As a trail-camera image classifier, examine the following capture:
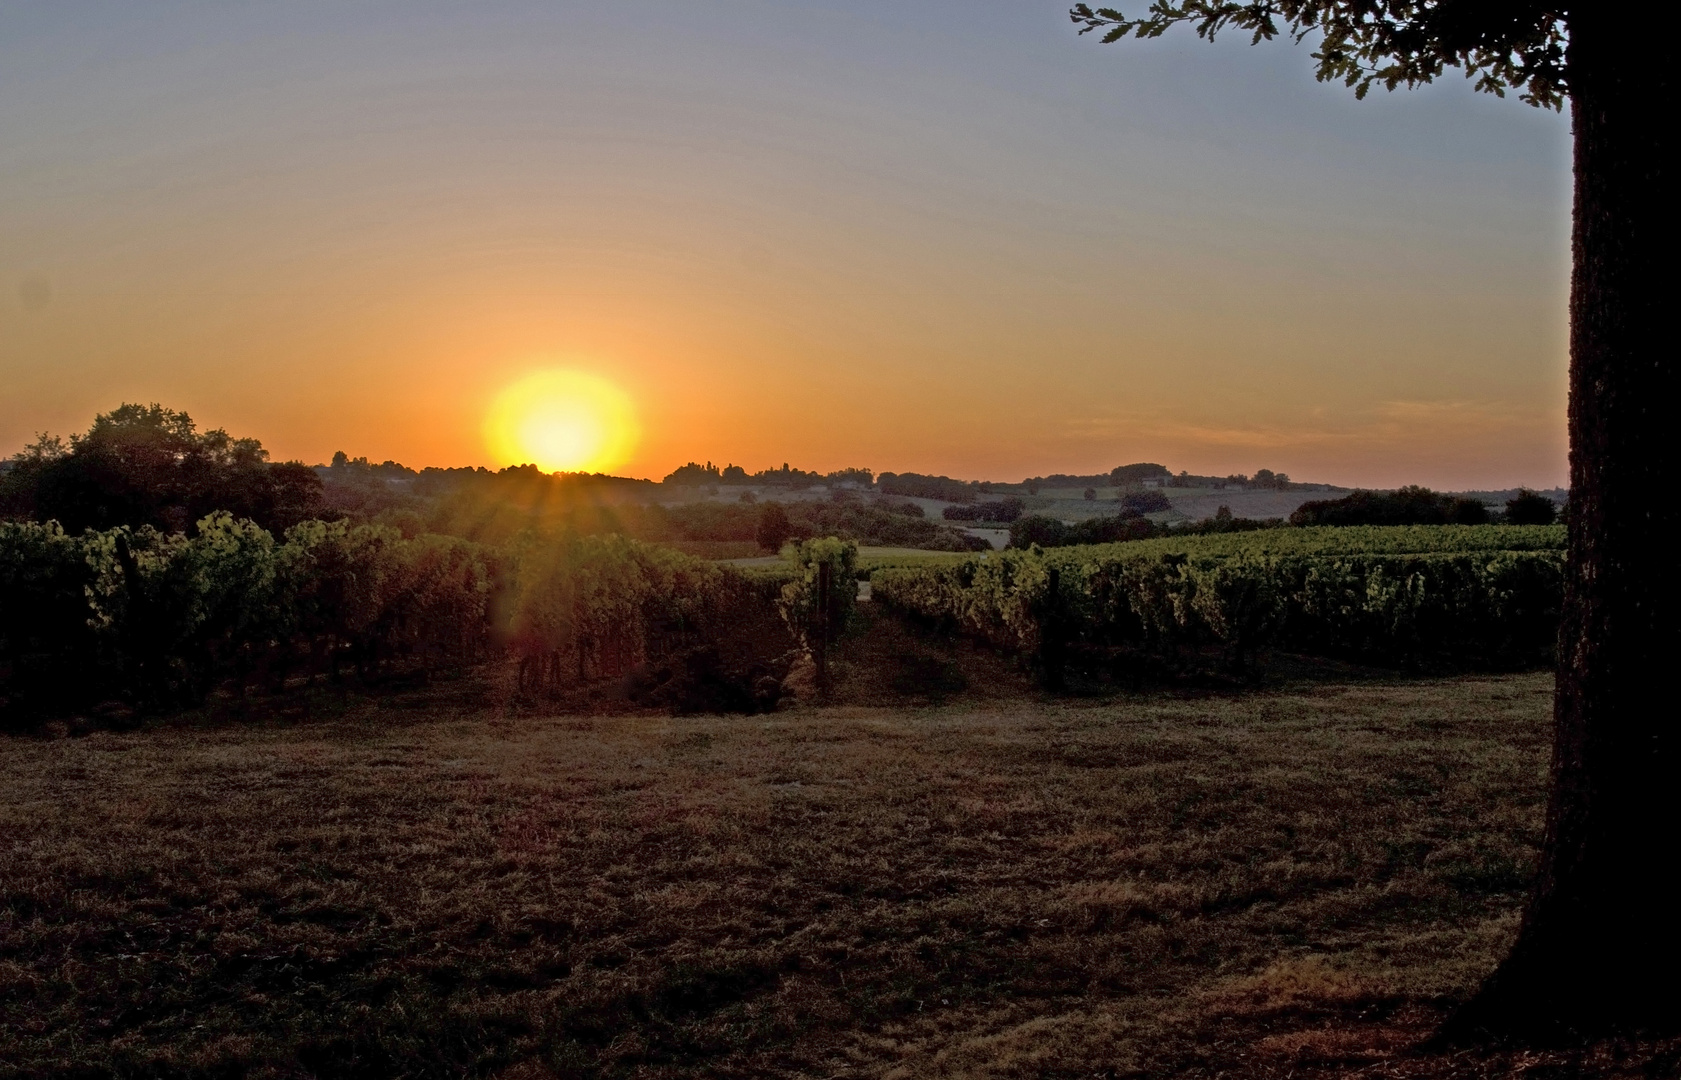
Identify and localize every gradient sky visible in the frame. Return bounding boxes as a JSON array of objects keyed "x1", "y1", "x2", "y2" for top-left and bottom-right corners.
[{"x1": 0, "y1": 1, "x2": 1572, "y2": 488}]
